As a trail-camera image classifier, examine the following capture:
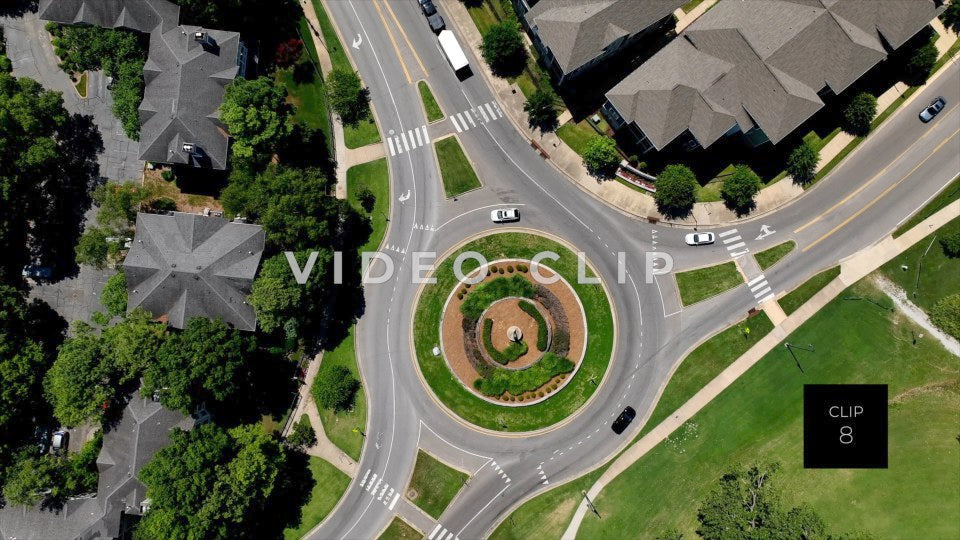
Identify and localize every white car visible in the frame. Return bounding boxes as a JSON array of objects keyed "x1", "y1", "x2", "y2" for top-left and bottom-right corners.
[
  {"x1": 684, "y1": 232, "x2": 715, "y2": 246},
  {"x1": 491, "y1": 208, "x2": 520, "y2": 223}
]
